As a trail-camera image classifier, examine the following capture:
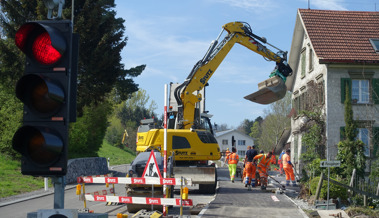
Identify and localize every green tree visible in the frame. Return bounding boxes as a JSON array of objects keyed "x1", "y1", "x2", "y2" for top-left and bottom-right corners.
[
  {"x1": 237, "y1": 119, "x2": 254, "y2": 135},
  {"x1": 69, "y1": 102, "x2": 112, "y2": 158},
  {"x1": 336, "y1": 83, "x2": 366, "y2": 179},
  {"x1": 105, "y1": 90, "x2": 157, "y2": 151},
  {"x1": 0, "y1": 1, "x2": 145, "y2": 158},
  {"x1": 249, "y1": 120, "x2": 262, "y2": 148}
]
